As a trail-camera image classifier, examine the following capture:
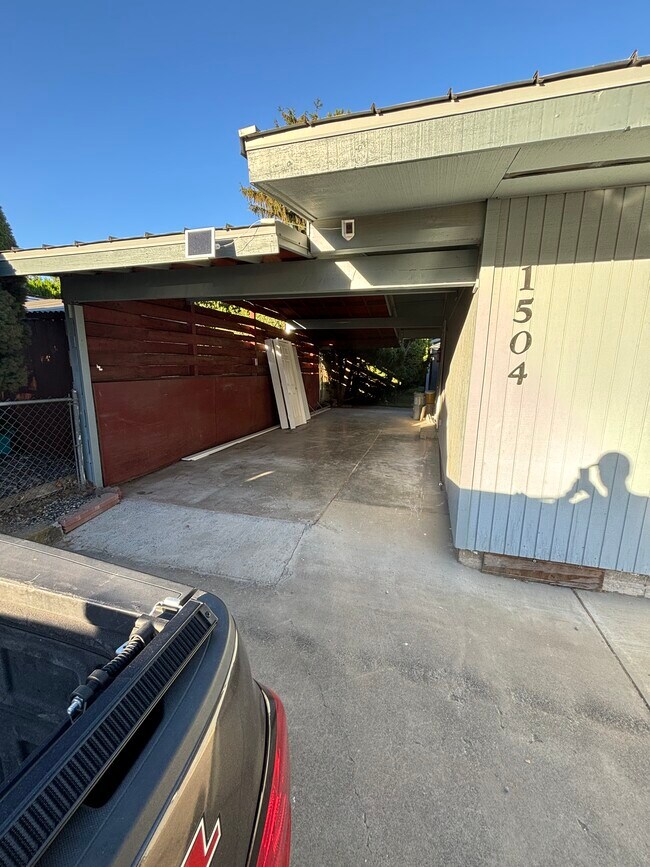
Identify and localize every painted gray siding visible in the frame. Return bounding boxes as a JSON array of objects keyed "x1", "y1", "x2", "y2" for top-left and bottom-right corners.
[
  {"x1": 437, "y1": 287, "x2": 478, "y2": 531},
  {"x1": 452, "y1": 186, "x2": 650, "y2": 574},
  {"x1": 309, "y1": 202, "x2": 486, "y2": 257}
]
